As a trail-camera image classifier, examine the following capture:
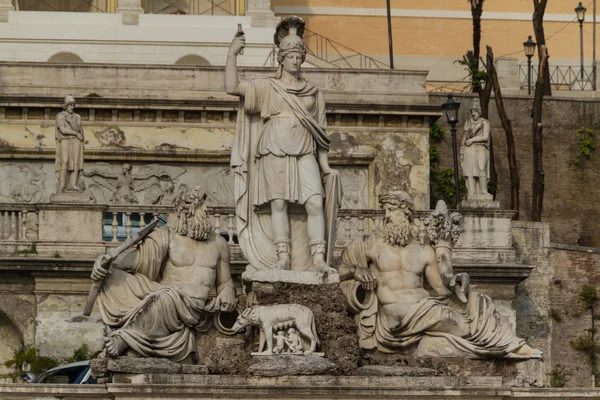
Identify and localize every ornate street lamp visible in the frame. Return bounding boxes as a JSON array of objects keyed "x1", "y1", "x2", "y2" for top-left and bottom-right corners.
[
  {"x1": 576, "y1": 2, "x2": 587, "y2": 84},
  {"x1": 523, "y1": 35, "x2": 537, "y2": 95},
  {"x1": 441, "y1": 94, "x2": 461, "y2": 206}
]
